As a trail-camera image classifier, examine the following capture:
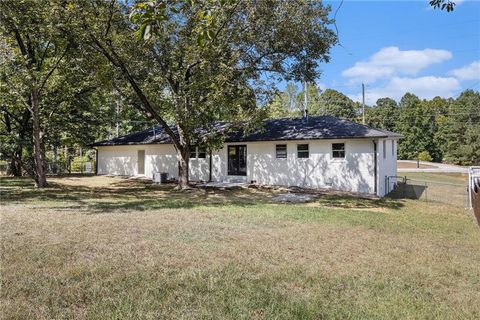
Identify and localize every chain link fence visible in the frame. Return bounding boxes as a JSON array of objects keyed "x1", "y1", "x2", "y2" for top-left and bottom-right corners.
[{"x1": 386, "y1": 176, "x2": 469, "y2": 208}]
